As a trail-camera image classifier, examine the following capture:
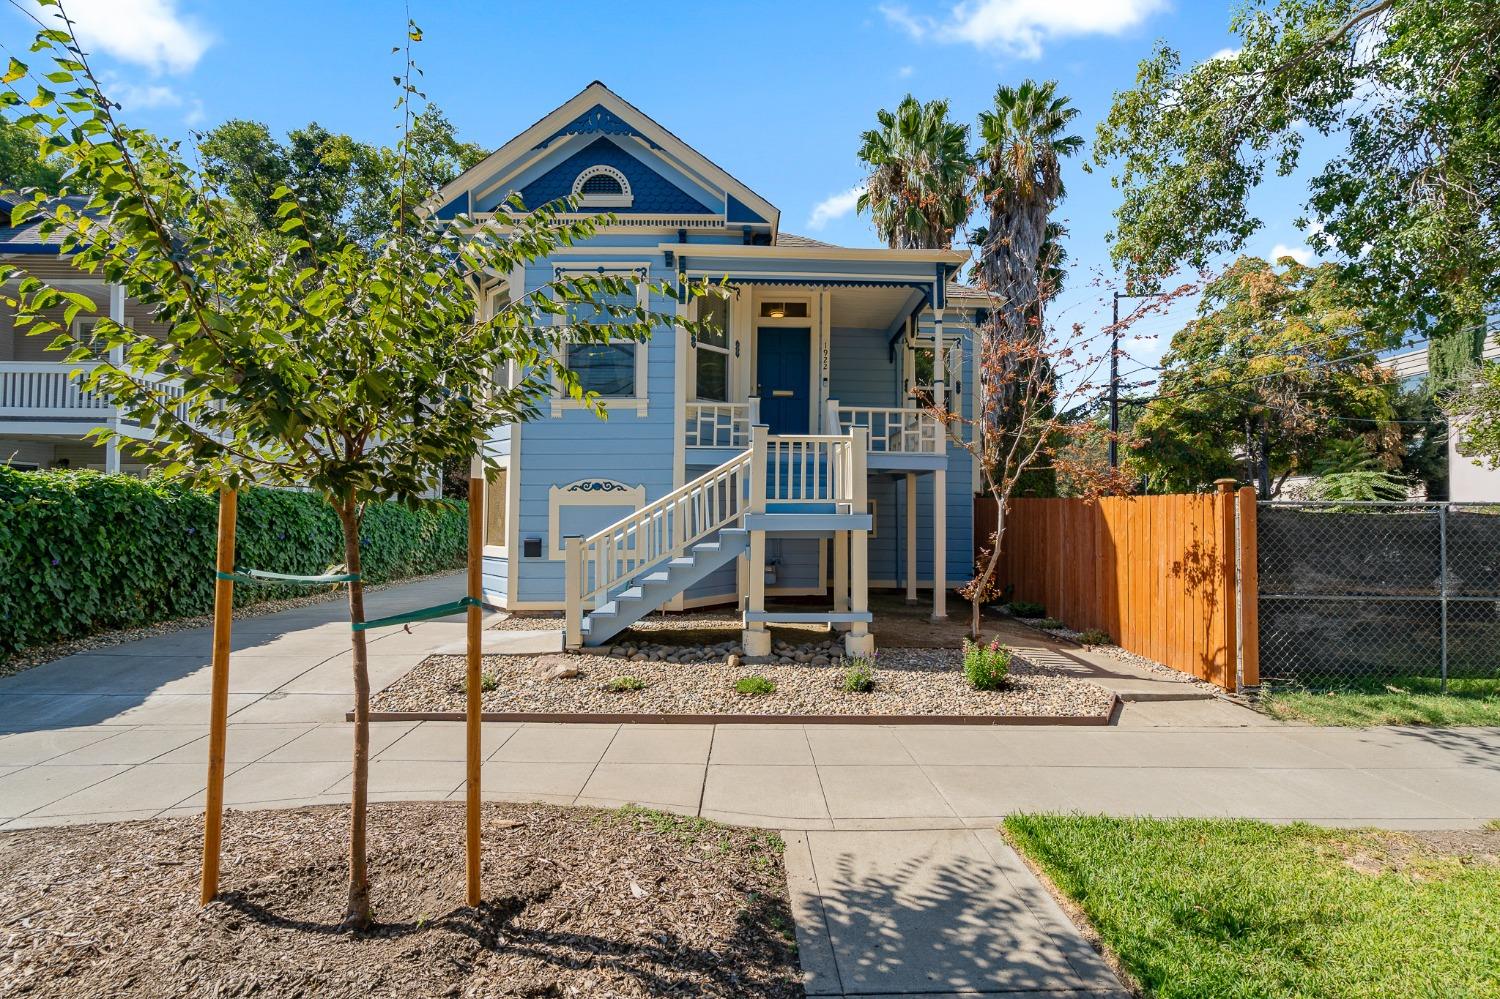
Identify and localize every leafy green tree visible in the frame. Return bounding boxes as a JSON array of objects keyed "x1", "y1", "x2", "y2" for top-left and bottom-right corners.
[
  {"x1": 856, "y1": 94, "x2": 972, "y2": 250},
  {"x1": 1132, "y1": 256, "x2": 1396, "y2": 496},
  {"x1": 1453, "y1": 355, "x2": 1500, "y2": 472},
  {"x1": 2, "y1": 7, "x2": 708, "y2": 927},
  {"x1": 1094, "y1": 0, "x2": 1500, "y2": 385},
  {"x1": 198, "y1": 107, "x2": 485, "y2": 251},
  {"x1": 0, "y1": 117, "x2": 65, "y2": 196}
]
